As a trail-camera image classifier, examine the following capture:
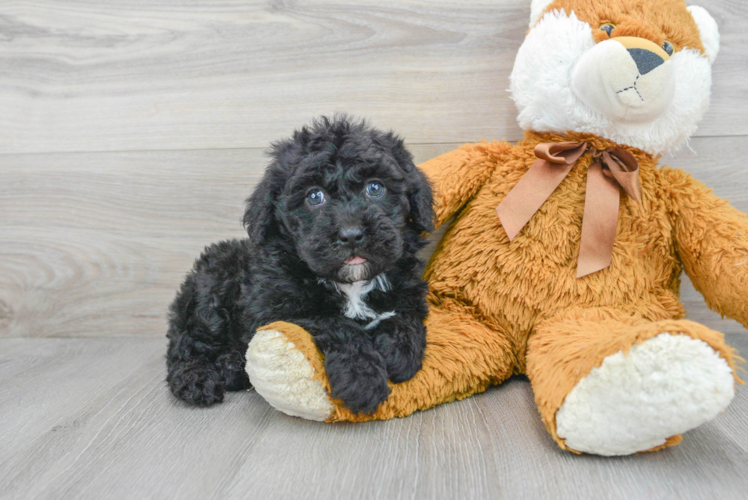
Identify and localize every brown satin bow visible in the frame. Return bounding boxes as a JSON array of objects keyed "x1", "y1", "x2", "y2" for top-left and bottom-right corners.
[{"x1": 496, "y1": 141, "x2": 641, "y2": 278}]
